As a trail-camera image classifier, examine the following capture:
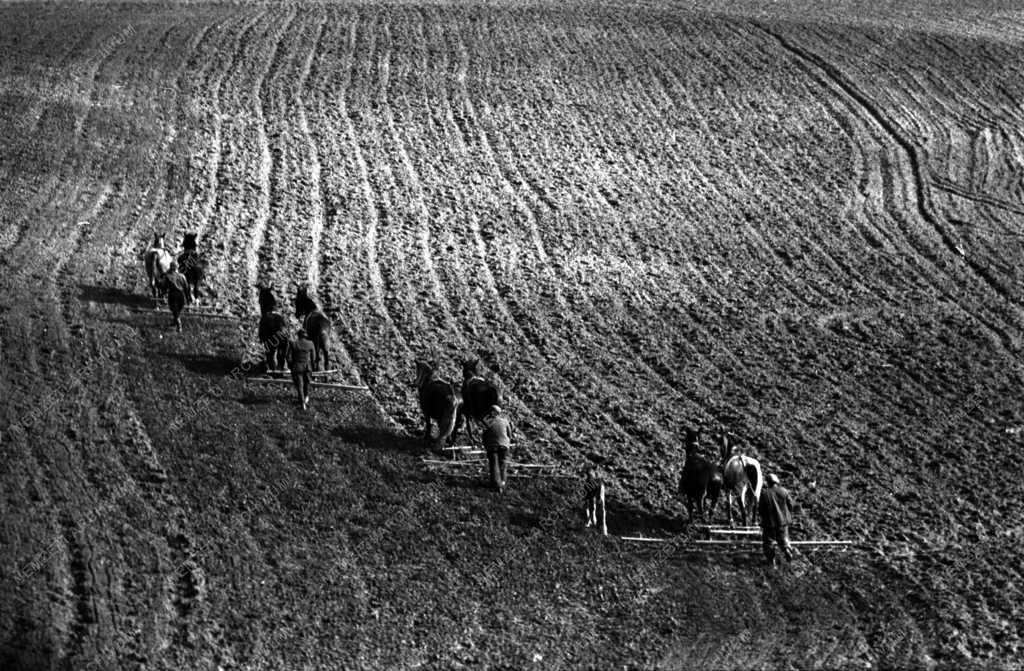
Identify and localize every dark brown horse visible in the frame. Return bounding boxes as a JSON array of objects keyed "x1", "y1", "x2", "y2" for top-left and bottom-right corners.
[
  {"x1": 294, "y1": 286, "x2": 331, "y2": 372},
  {"x1": 678, "y1": 428, "x2": 723, "y2": 523},
  {"x1": 415, "y1": 360, "x2": 462, "y2": 450},
  {"x1": 257, "y1": 312, "x2": 288, "y2": 372},
  {"x1": 177, "y1": 232, "x2": 205, "y2": 300},
  {"x1": 459, "y1": 358, "x2": 500, "y2": 444}
]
